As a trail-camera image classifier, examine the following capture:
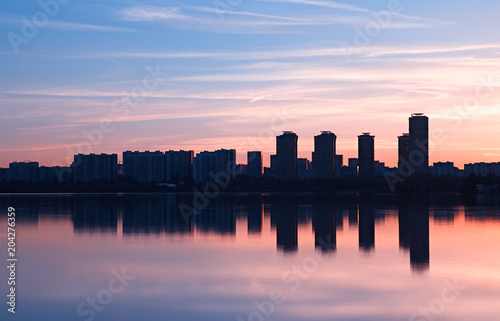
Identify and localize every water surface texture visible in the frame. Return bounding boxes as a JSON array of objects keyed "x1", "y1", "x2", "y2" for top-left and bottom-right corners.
[{"x1": 0, "y1": 194, "x2": 499, "y2": 321}]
